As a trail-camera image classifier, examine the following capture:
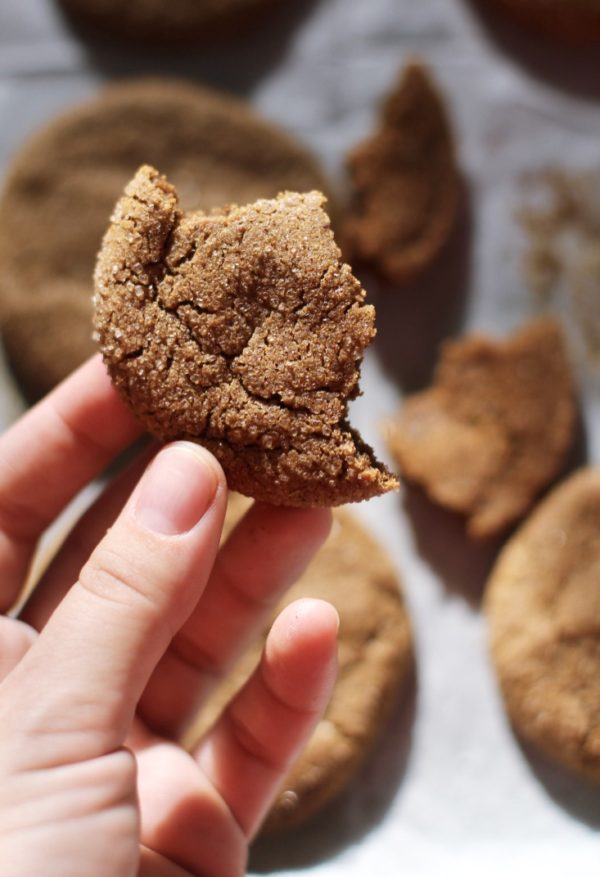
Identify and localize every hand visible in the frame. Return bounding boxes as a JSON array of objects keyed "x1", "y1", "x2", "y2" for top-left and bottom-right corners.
[{"x1": 0, "y1": 355, "x2": 337, "y2": 877}]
